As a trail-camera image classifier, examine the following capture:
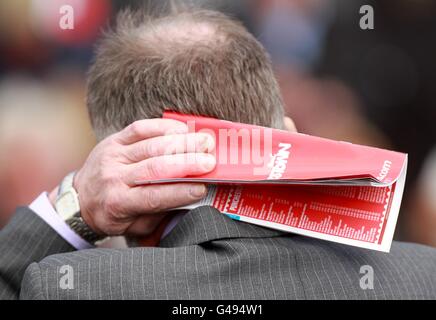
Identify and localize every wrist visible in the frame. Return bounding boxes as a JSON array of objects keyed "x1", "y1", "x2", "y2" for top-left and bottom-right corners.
[{"x1": 54, "y1": 171, "x2": 106, "y2": 244}]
